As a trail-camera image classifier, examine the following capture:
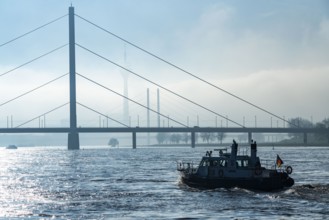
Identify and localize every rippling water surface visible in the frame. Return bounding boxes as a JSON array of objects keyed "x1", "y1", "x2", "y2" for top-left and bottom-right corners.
[{"x1": 0, "y1": 146, "x2": 328, "y2": 219}]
